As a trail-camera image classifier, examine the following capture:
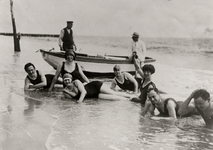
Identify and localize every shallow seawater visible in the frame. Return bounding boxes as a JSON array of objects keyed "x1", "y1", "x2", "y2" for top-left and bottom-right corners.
[{"x1": 0, "y1": 36, "x2": 213, "y2": 150}]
